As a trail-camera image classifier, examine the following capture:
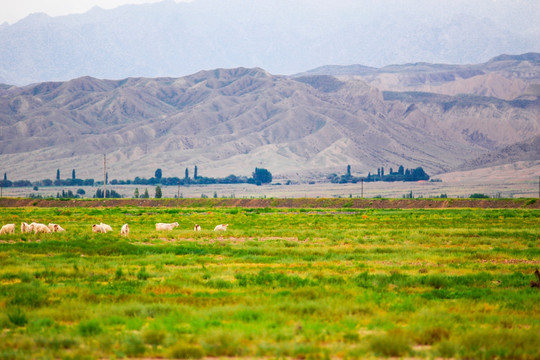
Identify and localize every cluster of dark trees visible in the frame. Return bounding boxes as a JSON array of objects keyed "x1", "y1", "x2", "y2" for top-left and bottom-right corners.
[
  {"x1": 366, "y1": 166, "x2": 430, "y2": 182},
  {"x1": 30, "y1": 188, "x2": 122, "y2": 199},
  {"x1": 111, "y1": 167, "x2": 273, "y2": 186},
  {"x1": 328, "y1": 165, "x2": 430, "y2": 183},
  {"x1": 29, "y1": 189, "x2": 86, "y2": 199},
  {"x1": 133, "y1": 188, "x2": 150, "y2": 199},
  {"x1": 93, "y1": 189, "x2": 122, "y2": 199}
]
